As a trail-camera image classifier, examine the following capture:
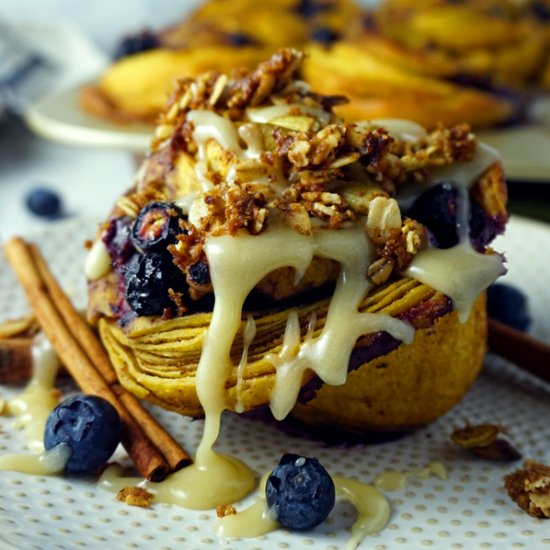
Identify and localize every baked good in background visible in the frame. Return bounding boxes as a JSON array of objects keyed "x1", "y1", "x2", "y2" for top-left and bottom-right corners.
[
  {"x1": 80, "y1": 0, "x2": 550, "y2": 130},
  {"x1": 86, "y1": 49, "x2": 508, "y2": 435},
  {"x1": 304, "y1": 0, "x2": 548, "y2": 127},
  {"x1": 80, "y1": 0, "x2": 361, "y2": 123}
]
